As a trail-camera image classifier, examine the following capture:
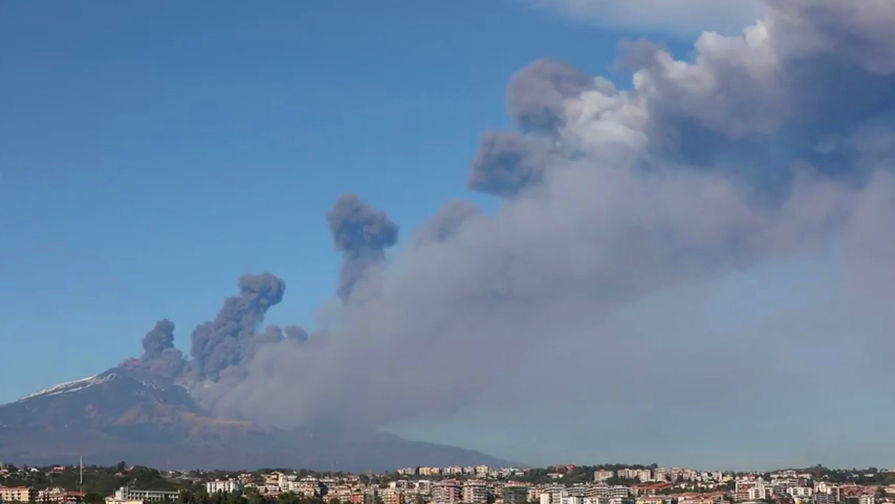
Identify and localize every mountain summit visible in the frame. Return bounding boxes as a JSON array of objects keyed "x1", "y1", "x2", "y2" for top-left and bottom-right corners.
[{"x1": 0, "y1": 366, "x2": 506, "y2": 471}]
